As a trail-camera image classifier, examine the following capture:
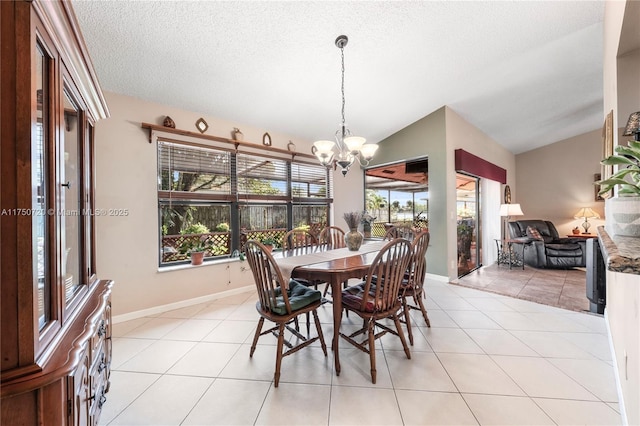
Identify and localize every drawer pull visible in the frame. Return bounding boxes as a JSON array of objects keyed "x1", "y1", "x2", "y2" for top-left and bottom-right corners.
[
  {"x1": 97, "y1": 321, "x2": 106, "y2": 337},
  {"x1": 98, "y1": 393, "x2": 107, "y2": 409},
  {"x1": 97, "y1": 353, "x2": 107, "y2": 373}
]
